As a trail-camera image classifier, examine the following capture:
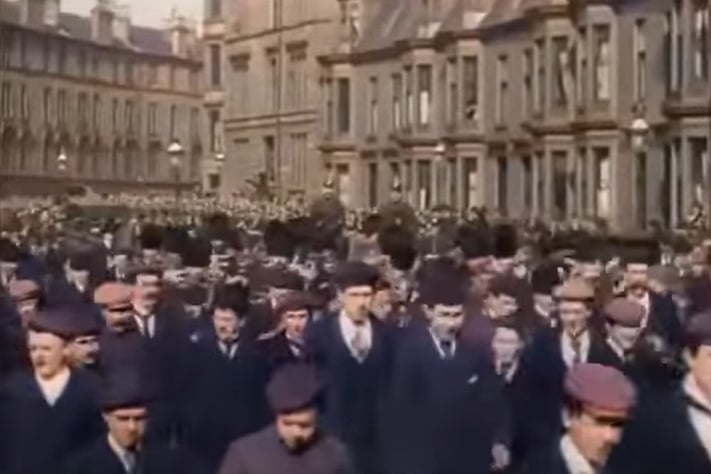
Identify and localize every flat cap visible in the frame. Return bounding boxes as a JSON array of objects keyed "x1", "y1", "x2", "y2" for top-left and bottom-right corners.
[
  {"x1": 565, "y1": 363, "x2": 636, "y2": 416},
  {"x1": 276, "y1": 291, "x2": 315, "y2": 316},
  {"x1": 100, "y1": 367, "x2": 156, "y2": 411},
  {"x1": 266, "y1": 363, "x2": 323, "y2": 413},
  {"x1": 8, "y1": 279, "x2": 41, "y2": 302},
  {"x1": 68, "y1": 252, "x2": 94, "y2": 271},
  {"x1": 604, "y1": 298, "x2": 645, "y2": 328},
  {"x1": 267, "y1": 269, "x2": 304, "y2": 291},
  {"x1": 487, "y1": 274, "x2": 522, "y2": 298},
  {"x1": 94, "y1": 282, "x2": 134, "y2": 310},
  {"x1": 685, "y1": 310, "x2": 711, "y2": 347},
  {"x1": 557, "y1": 278, "x2": 595, "y2": 301},
  {"x1": 531, "y1": 261, "x2": 565, "y2": 295},
  {"x1": 28, "y1": 308, "x2": 79, "y2": 340},
  {"x1": 334, "y1": 261, "x2": 379, "y2": 290}
]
